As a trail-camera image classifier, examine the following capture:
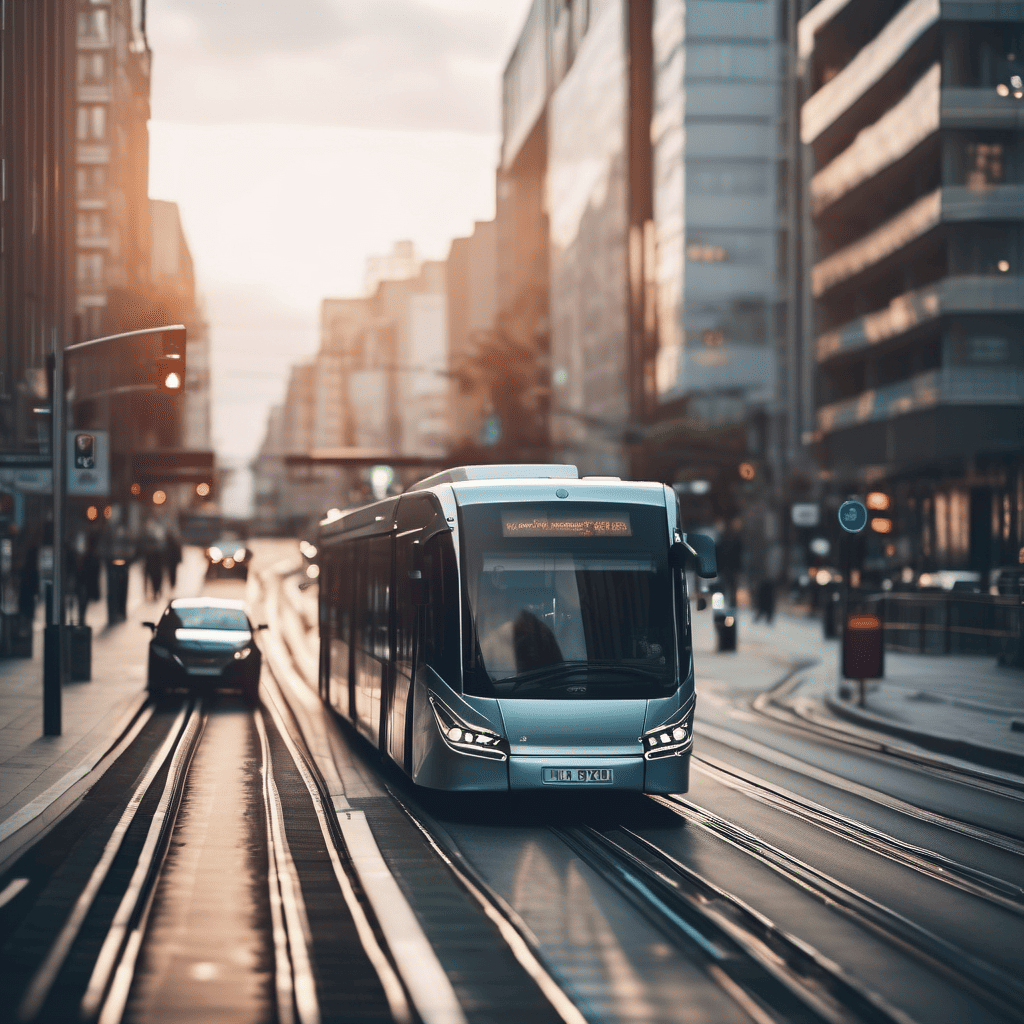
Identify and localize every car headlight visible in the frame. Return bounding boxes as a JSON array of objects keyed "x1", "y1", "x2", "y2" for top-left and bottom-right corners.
[
  {"x1": 151, "y1": 644, "x2": 170, "y2": 658},
  {"x1": 208, "y1": 546, "x2": 222, "y2": 562},
  {"x1": 233, "y1": 646, "x2": 253, "y2": 660},
  {"x1": 234, "y1": 548, "x2": 246, "y2": 561},
  {"x1": 640, "y1": 707, "x2": 693, "y2": 759},
  {"x1": 428, "y1": 693, "x2": 509, "y2": 761}
]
